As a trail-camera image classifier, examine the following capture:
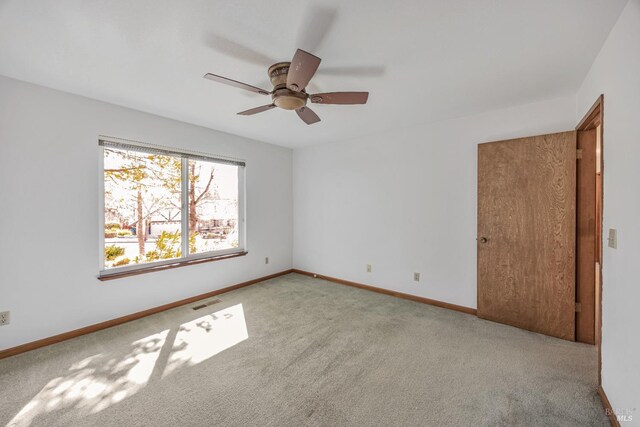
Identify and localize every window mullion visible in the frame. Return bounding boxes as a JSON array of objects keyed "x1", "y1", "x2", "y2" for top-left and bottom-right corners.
[{"x1": 181, "y1": 157, "x2": 189, "y2": 258}]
